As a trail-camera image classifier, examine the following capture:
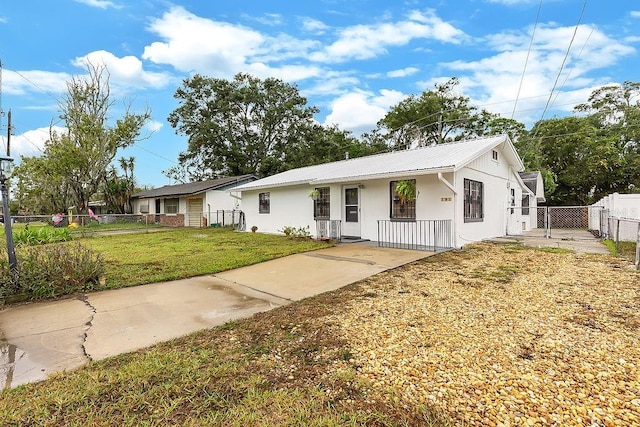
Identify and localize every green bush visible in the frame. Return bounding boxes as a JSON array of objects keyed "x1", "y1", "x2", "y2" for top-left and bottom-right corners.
[
  {"x1": 279, "y1": 225, "x2": 311, "y2": 239},
  {"x1": 0, "y1": 242, "x2": 105, "y2": 300},
  {"x1": 13, "y1": 226, "x2": 73, "y2": 246}
]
